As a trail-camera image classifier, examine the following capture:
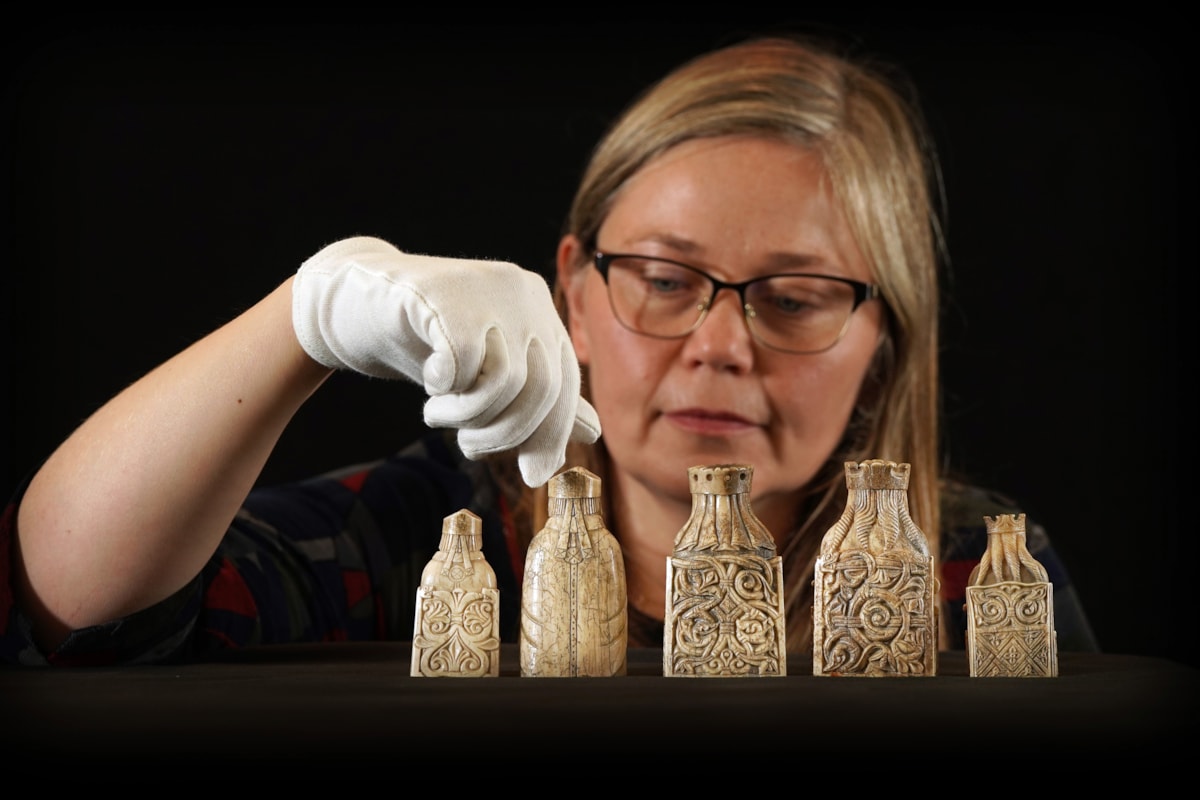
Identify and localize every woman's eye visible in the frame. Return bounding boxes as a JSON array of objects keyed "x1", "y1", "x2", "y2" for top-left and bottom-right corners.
[
  {"x1": 647, "y1": 276, "x2": 687, "y2": 292},
  {"x1": 772, "y1": 294, "x2": 818, "y2": 314}
]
